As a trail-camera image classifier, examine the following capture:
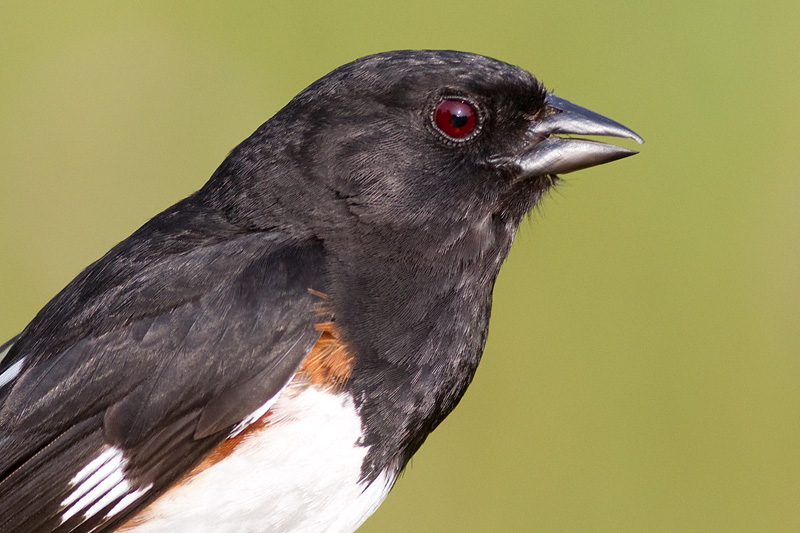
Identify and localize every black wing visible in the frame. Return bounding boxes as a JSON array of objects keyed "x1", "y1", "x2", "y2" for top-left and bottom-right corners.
[{"x1": 0, "y1": 225, "x2": 329, "y2": 532}]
